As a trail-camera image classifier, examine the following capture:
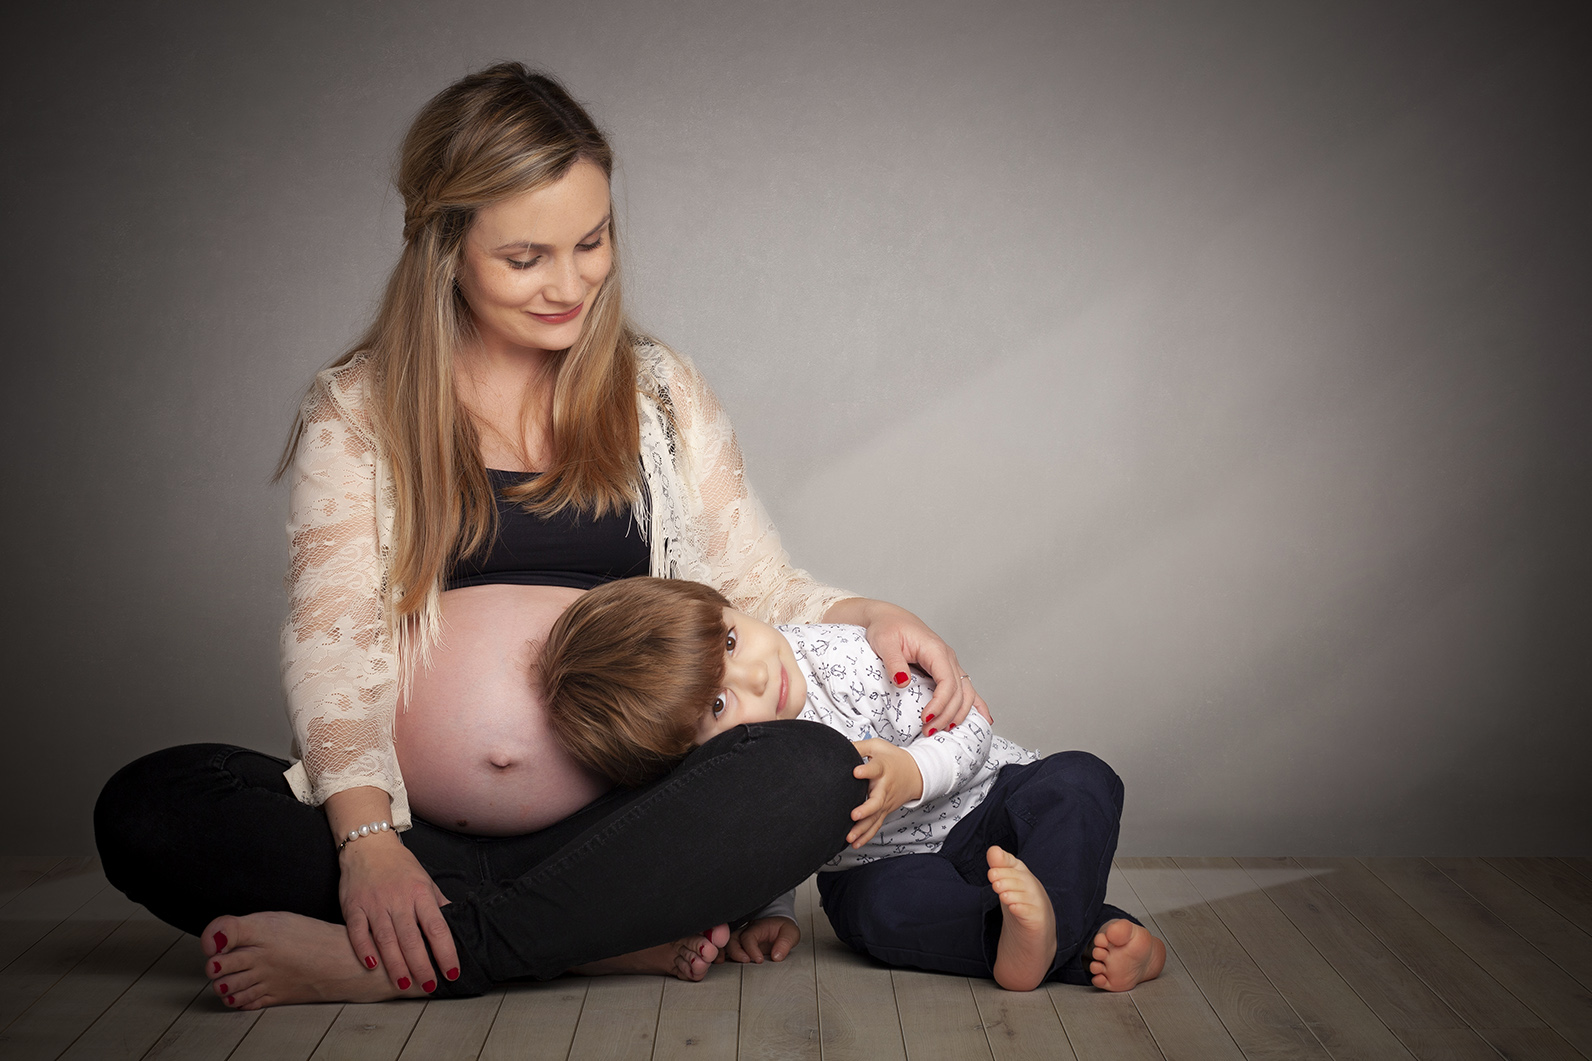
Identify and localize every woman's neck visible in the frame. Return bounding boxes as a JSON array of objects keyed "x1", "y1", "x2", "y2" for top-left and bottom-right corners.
[{"x1": 455, "y1": 339, "x2": 560, "y2": 473}]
